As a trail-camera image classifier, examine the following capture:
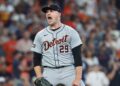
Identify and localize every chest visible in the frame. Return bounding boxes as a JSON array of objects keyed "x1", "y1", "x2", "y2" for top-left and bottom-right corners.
[
  {"x1": 41, "y1": 32, "x2": 71, "y2": 46},
  {"x1": 41, "y1": 31, "x2": 71, "y2": 52}
]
